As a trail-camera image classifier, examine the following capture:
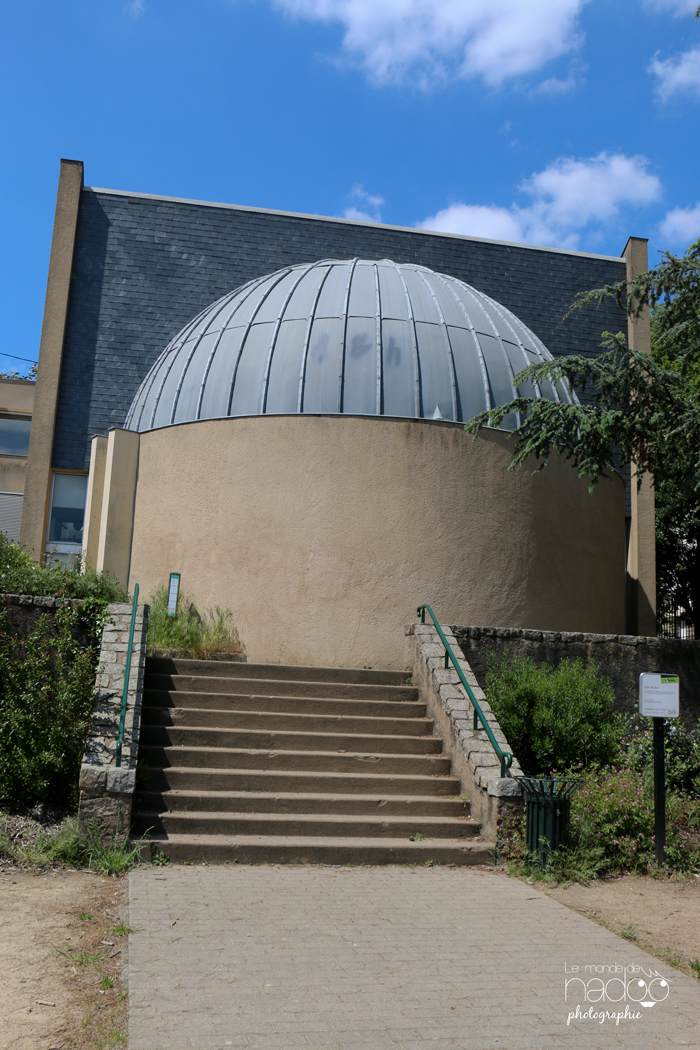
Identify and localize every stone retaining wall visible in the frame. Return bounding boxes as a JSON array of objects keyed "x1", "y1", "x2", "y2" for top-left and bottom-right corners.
[
  {"x1": 406, "y1": 623, "x2": 522, "y2": 842},
  {"x1": 78, "y1": 602, "x2": 149, "y2": 843},
  {"x1": 452, "y1": 626, "x2": 700, "y2": 728},
  {"x1": 2, "y1": 592, "x2": 85, "y2": 633}
]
